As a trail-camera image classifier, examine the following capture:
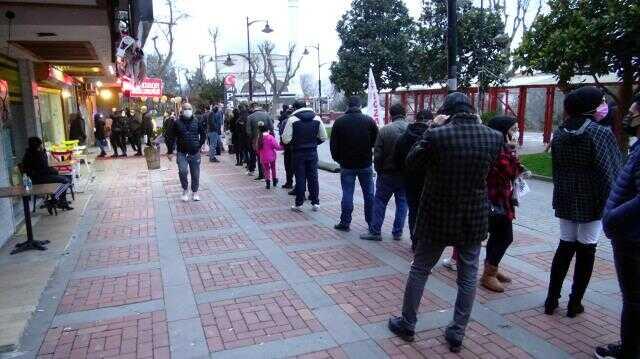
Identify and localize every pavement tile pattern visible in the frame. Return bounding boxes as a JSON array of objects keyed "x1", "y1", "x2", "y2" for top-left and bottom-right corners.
[{"x1": 21, "y1": 154, "x2": 623, "y2": 359}]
